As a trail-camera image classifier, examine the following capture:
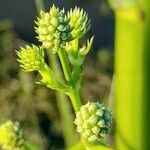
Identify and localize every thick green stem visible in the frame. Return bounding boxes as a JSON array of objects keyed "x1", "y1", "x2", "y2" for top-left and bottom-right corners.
[
  {"x1": 142, "y1": 0, "x2": 150, "y2": 149},
  {"x1": 110, "y1": 0, "x2": 150, "y2": 149},
  {"x1": 111, "y1": 2, "x2": 143, "y2": 149}
]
